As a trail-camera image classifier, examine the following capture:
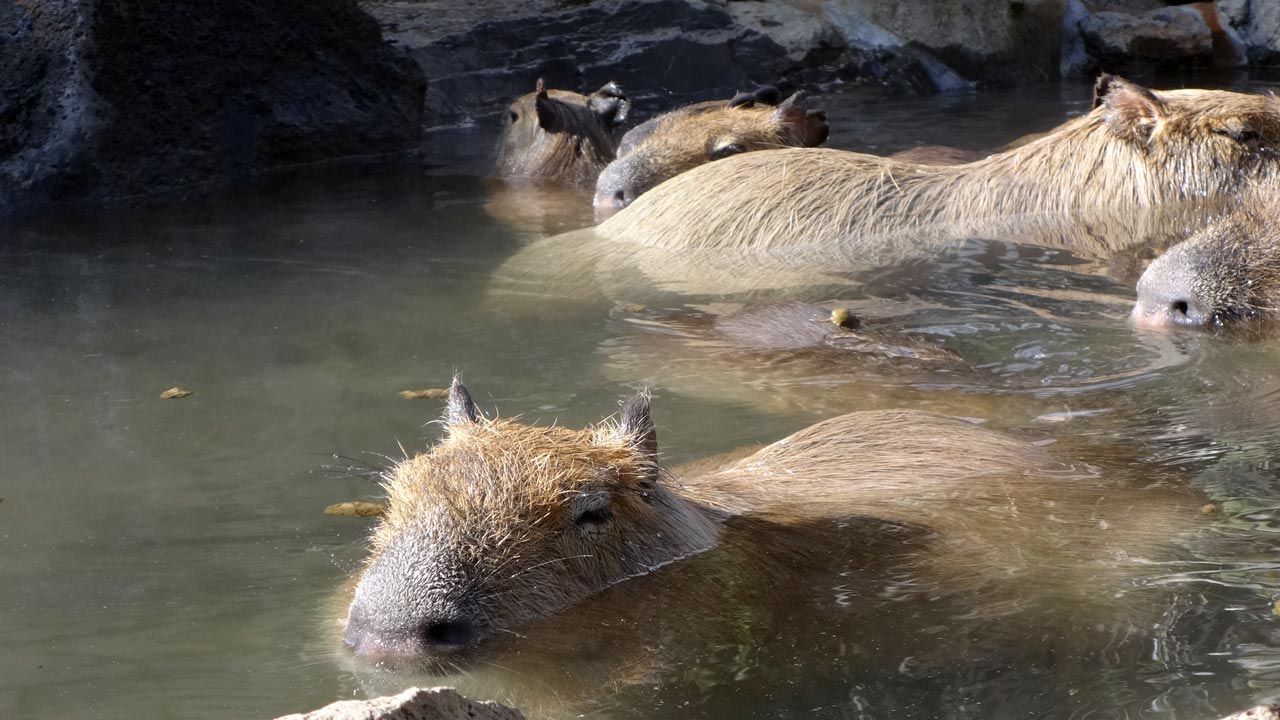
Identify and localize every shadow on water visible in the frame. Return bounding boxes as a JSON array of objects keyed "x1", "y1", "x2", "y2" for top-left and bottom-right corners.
[{"x1": 7, "y1": 78, "x2": 1280, "y2": 719}]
